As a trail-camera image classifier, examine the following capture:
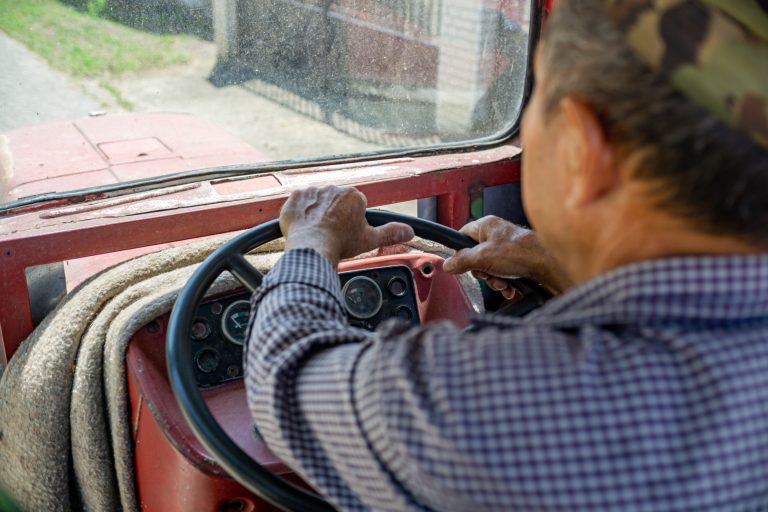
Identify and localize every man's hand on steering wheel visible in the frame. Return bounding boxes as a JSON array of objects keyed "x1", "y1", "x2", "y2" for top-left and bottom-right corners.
[
  {"x1": 442, "y1": 215, "x2": 572, "y2": 296},
  {"x1": 280, "y1": 186, "x2": 415, "y2": 267},
  {"x1": 278, "y1": 187, "x2": 571, "y2": 296},
  {"x1": 169, "y1": 194, "x2": 557, "y2": 511}
]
